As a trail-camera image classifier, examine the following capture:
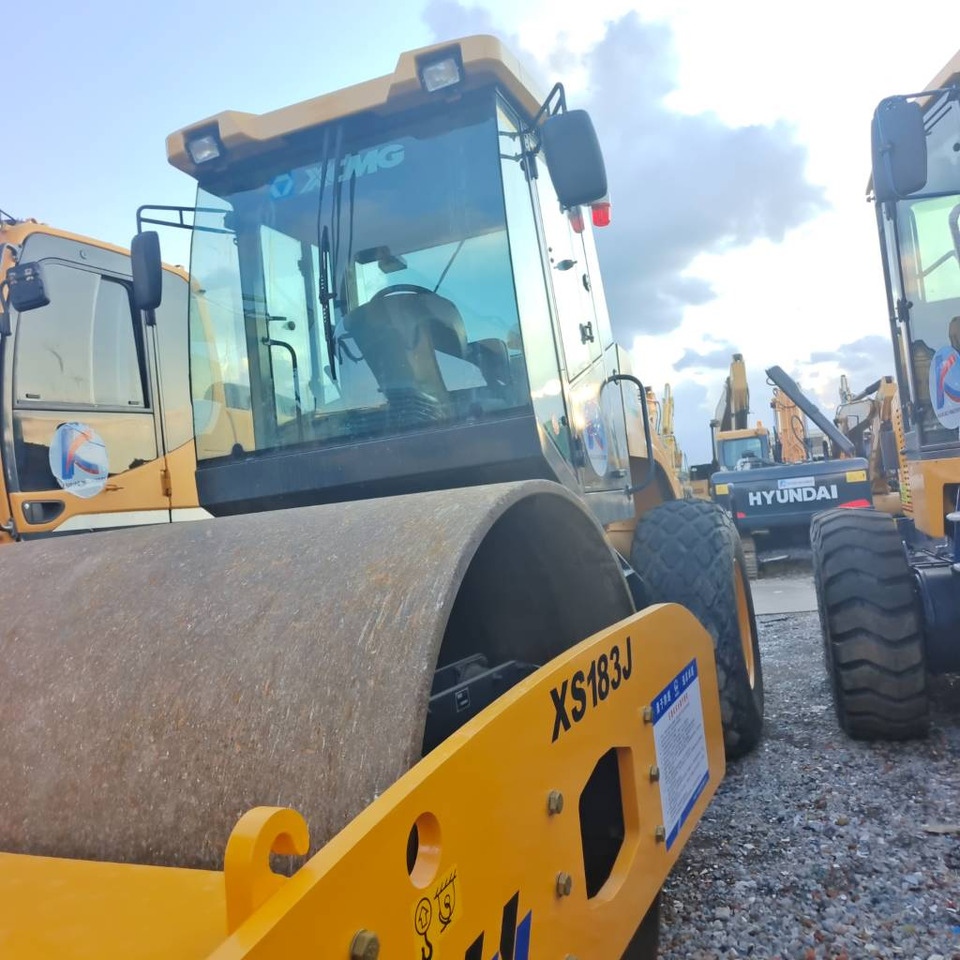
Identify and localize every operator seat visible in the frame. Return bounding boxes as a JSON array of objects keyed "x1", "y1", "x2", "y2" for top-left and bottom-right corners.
[{"x1": 343, "y1": 286, "x2": 468, "y2": 423}]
